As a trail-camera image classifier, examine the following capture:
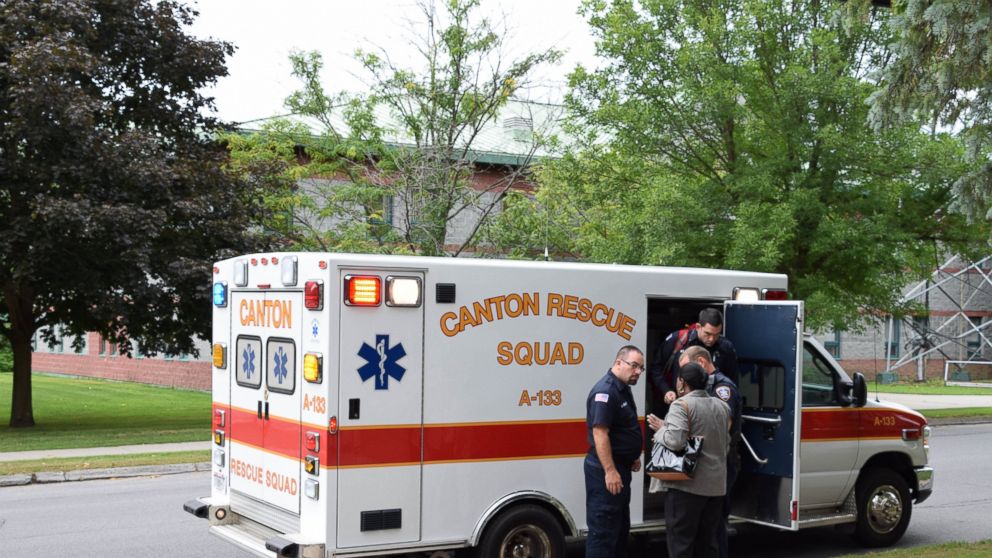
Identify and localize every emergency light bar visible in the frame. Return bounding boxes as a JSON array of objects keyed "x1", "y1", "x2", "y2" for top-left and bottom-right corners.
[{"x1": 344, "y1": 275, "x2": 381, "y2": 306}]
